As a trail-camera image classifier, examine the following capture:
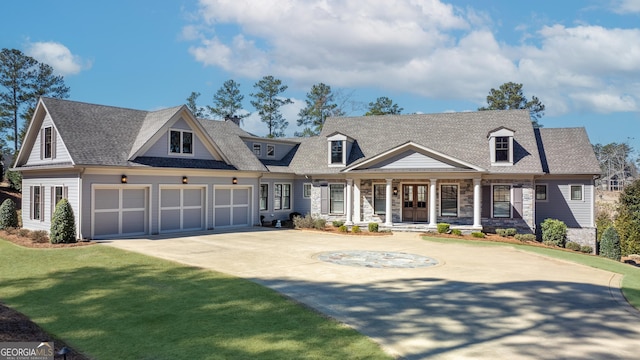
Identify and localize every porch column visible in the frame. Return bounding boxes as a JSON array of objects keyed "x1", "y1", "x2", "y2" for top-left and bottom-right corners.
[
  {"x1": 473, "y1": 178, "x2": 482, "y2": 228},
  {"x1": 429, "y1": 179, "x2": 437, "y2": 227},
  {"x1": 353, "y1": 179, "x2": 361, "y2": 223},
  {"x1": 345, "y1": 179, "x2": 353, "y2": 225},
  {"x1": 385, "y1": 179, "x2": 393, "y2": 226}
]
